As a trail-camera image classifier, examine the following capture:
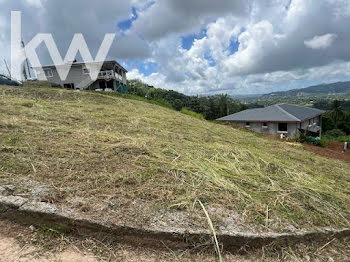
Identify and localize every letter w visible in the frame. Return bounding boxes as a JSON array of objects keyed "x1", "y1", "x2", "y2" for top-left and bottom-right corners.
[{"x1": 11, "y1": 11, "x2": 115, "y2": 81}]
